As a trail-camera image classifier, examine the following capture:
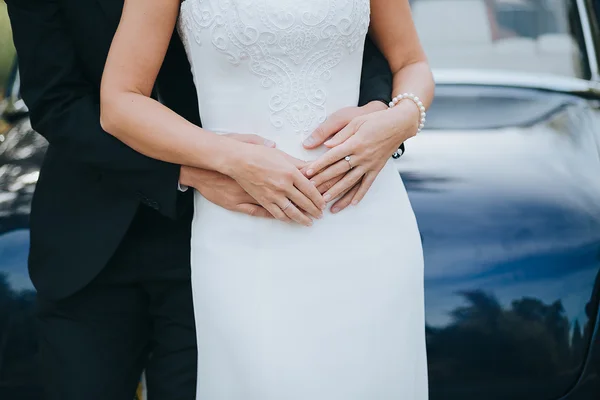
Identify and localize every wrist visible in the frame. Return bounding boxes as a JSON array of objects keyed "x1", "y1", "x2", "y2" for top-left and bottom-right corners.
[
  {"x1": 362, "y1": 100, "x2": 389, "y2": 113},
  {"x1": 214, "y1": 139, "x2": 249, "y2": 177},
  {"x1": 180, "y1": 165, "x2": 221, "y2": 192},
  {"x1": 179, "y1": 165, "x2": 194, "y2": 188},
  {"x1": 388, "y1": 100, "x2": 421, "y2": 137},
  {"x1": 197, "y1": 133, "x2": 246, "y2": 176}
]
